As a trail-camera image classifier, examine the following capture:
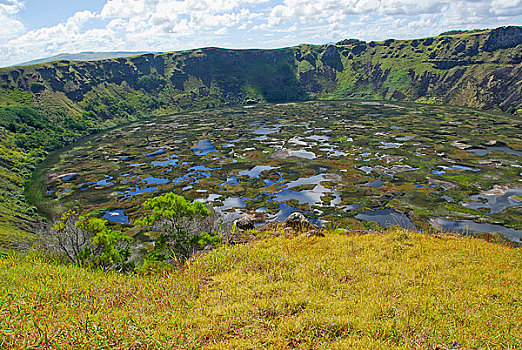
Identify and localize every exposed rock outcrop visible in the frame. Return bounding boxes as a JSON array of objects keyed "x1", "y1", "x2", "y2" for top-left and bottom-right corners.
[
  {"x1": 482, "y1": 26, "x2": 522, "y2": 52},
  {"x1": 233, "y1": 217, "x2": 255, "y2": 231},
  {"x1": 283, "y1": 212, "x2": 316, "y2": 232}
]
